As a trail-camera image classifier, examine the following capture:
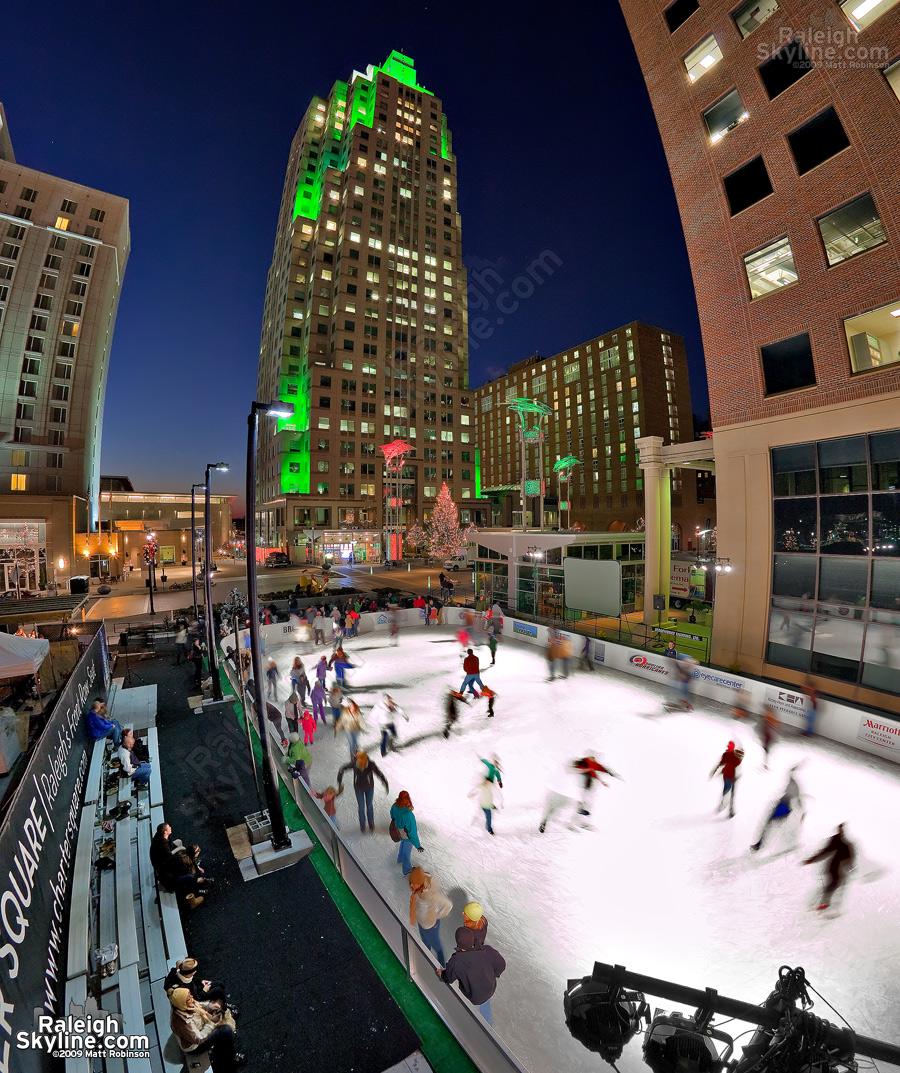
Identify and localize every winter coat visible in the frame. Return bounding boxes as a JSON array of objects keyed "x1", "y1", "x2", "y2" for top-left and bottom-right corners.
[
  {"x1": 442, "y1": 945, "x2": 506, "y2": 1005},
  {"x1": 712, "y1": 748, "x2": 744, "y2": 781},
  {"x1": 315, "y1": 659, "x2": 328, "y2": 681},
  {"x1": 389, "y1": 803, "x2": 421, "y2": 849},
  {"x1": 464, "y1": 915, "x2": 489, "y2": 948},
  {"x1": 86, "y1": 710, "x2": 115, "y2": 739},
  {"x1": 410, "y1": 875, "x2": 452, "y2": 929},
  {"x1": 372, "y1": 698, "x2": 407, "y2": 729},
  {"x1": 463, "y1": 654, "x2": 480, "y2": 675},
  {"x1": 288, "y1": 739, "x2": 312, "y2": 766},
  {"x1": 337, "y1": 758, "x2": 389, "y2": 796},
  {"x1": 170, "y1": 1004, "x2": 224, "y2": 1052},
  {"x1": 470, "y1": 780, "x2": 495, "y2": 809},
  {"x1": 313, "y1": 786, "x2": 343, "y2": 816},
  {"x1": 301, "y1": 710, "x2": 316, "y2": 736},
  {"x1": 335, "y1": 704, "x2": 366, "y2": 735}
]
